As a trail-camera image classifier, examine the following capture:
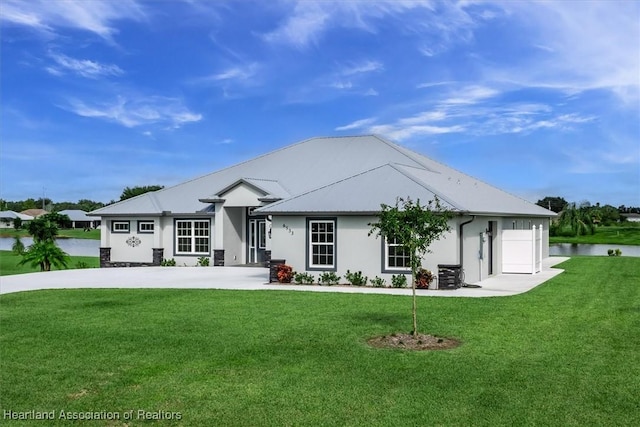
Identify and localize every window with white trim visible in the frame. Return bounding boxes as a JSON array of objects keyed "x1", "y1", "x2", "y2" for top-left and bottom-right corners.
[
  {"x1": 112, "y1": 221, "x2": 130, "y2": 233},
  {"x1": 138, "y1": 221, "x2": 154, "y2": 233},
  {"x1": 385, "y1": 237, "x2": 410, "y2": 271},
  {"x1": 175, "y1": 219, "x2": 210, "y2": 254},
  {"x1": 308, "y1": 219, "x2": 335, "y2": 269}
]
